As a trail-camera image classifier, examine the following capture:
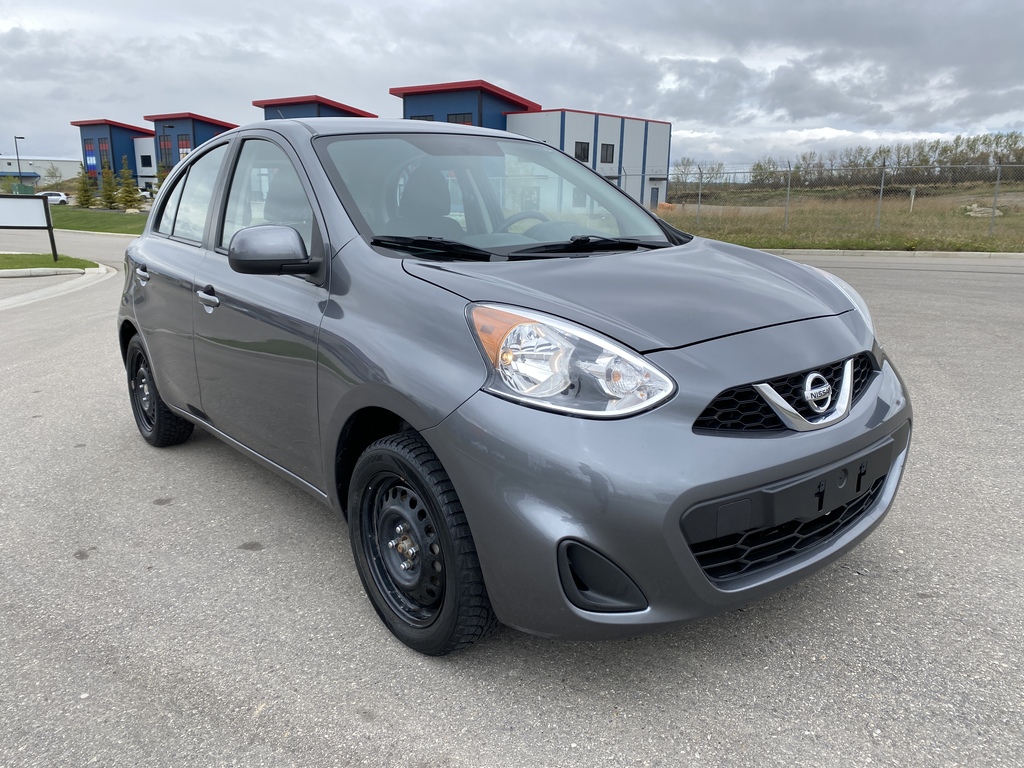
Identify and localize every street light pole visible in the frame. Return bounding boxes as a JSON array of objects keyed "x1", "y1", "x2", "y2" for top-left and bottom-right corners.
[{"x1": 14, "y1": 136, "x2": 25, "y2": 190}]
